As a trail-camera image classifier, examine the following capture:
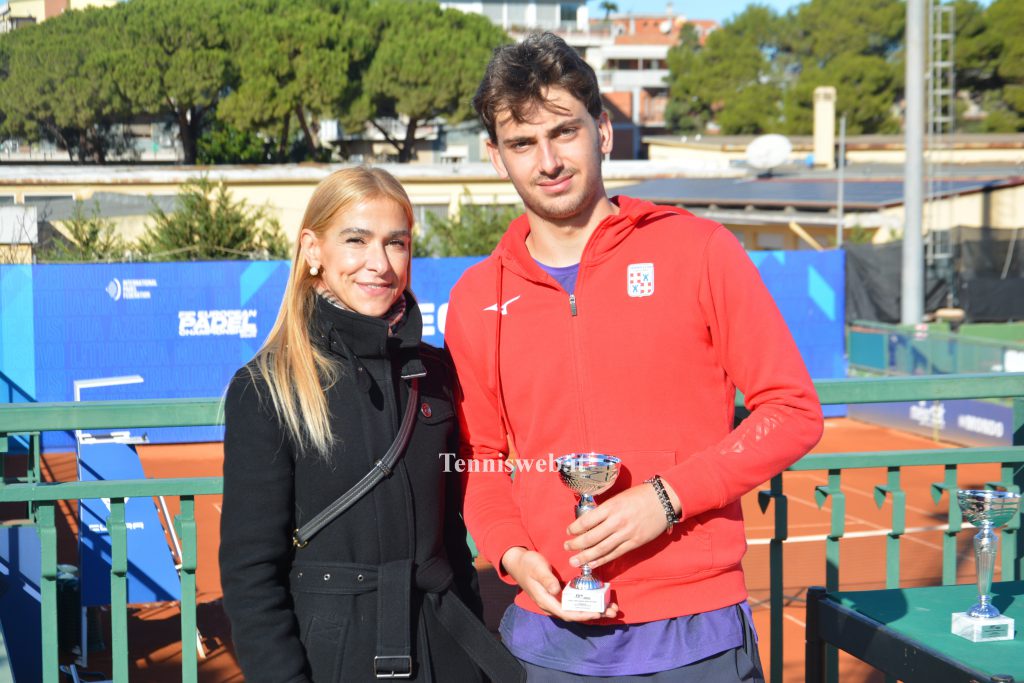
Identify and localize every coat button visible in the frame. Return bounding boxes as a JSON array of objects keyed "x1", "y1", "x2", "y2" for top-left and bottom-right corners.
[
  {"x1": 356, "y1": 574, "x2": 365, "y2": 582},
  {"x1": 420, "y1": 402, "x2": 432, "y2": 418},
  {"x1": 323, "y1": 573, "x2": 331, "y2": 581}
]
